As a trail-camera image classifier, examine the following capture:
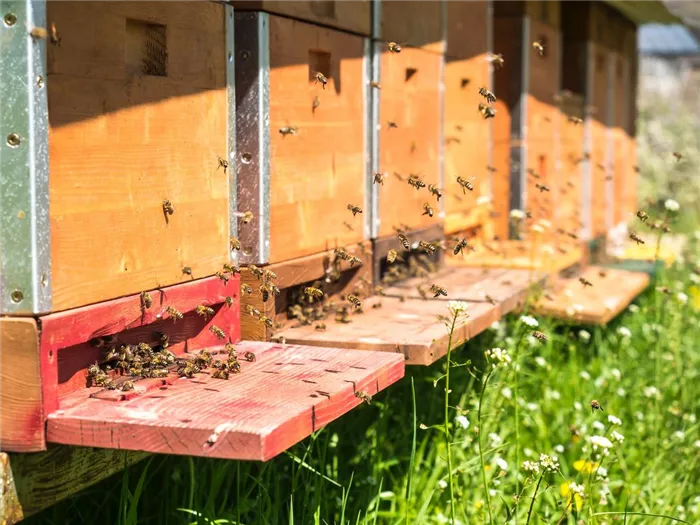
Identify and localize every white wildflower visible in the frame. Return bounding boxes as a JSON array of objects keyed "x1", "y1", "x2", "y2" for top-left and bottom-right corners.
[
  {"x1": 437, "y1": 479, "x2": 448, "y2": 490},
  {"x1": 539, "y1": 454, "x2": 560, "y2": 473},
  {"x1": 617, "y1": 326, "x2": 632, "y2": 338},
  {"x1": 617, "y1": 387, "x2": 626, "y2": 397},
  {"x1": 610, "y1": 368, "x2": 621, "y2": 381},
  {"x1": 628, "y1": 304, "x2": 640, "y2": 313},
  {"x1": 694, "y1": 440, "x2": 700, "y2": 448},
  {"x1": 526, "y1": 402, "x2": 539, "y2": 411},
  {"x1": 580, "y1": 370, "x2": 591, "y2": 380},
  {"x1": 592, "y1": 420, "x2": 606, "y2": 431},
  {"x1": 455, "y1": 415, "x2": 470, "y2": 429},
  {"x1": 568, "y1": 482, "x2": 585, "y2": 499},
  {"x1": 673, "y1": 430, "x2": 686, "y2": 440},
  {"x1": 485, "y1": 347, "x2": 511, "y2": 368},
  {"x1": 603, "y1": 298, "x2": 617, "y2": 311},
  {"x1": 448, "y1": 301, "x2": 469, "y2": 316},
  {"x1": 611, "y1": 430, "x2": 625, "y2": 443},
  {"x1": 535, "y1": 356, "x2": 547, "y2": 367},
  {"x1": 520, "y1": 315, "x2": 539, "y2": 327},
  {"x1": 578, "y1": 329, "x2": 591, "y2": 342},
  {"x1": 597, "y1": 466, "x2": 608, "y2": 479},
  {"x1": 554, "y1": 444, "x2": 565, "y2": 454},
  {"x1": 501, "y1": 386, "x2": 512, "y2": 400},
  {"x1": 664, "y1": 199, "x2": 680, "y2": 212},
  {"x1": 510, "y1": 209, "x2": 526, "y2": 220},
  {"x1": 523, "y1": 448, "x2": 534, "y2": 457},
  {"x1": 635, "y1": 411, "x2": 645, "y2": 421},
  {"x1": 489, "y1": 321, "x2": 502, "y2": 331},
  {"x1": 494, "y1": 457, "x2": 508, "y2": 471},
  {"x1": 488, "y1": 433, "x2": 502, "y2": 447},
  {"x1": 607, "y1": 414, "x2": 622, "y2": 426},
  {"x1": 522, "y1": 461, "x2": 540, "y2": 474},
  {"x1": 643, "y1": 386, "x2": 660, "y2": 399},
  {"x1": 677, "y1": 292, "x2": 688, "y2": 304},
  {"x1": 547, "y1": 389, "x2": 561, "y2": 401},
  {"x1": 590, "y1": 435, "x2": 614, "y2": 455},
  {"x1": 574, "y1": 401, "x2": 583, "y2": 411}
]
